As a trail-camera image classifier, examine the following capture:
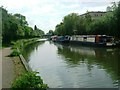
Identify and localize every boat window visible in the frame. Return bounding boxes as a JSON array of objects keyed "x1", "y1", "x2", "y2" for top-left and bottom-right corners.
[
  {"x1": 84, "y1": 37, "x2": 87, "y2": 39},
  {"x1": 83, "y1": 37, "x2": 87, "y2": 41}
]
